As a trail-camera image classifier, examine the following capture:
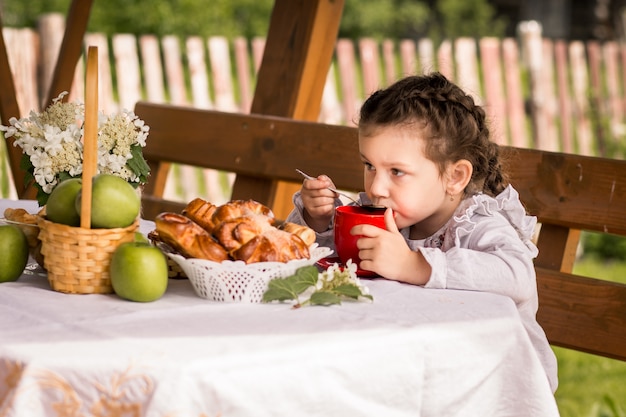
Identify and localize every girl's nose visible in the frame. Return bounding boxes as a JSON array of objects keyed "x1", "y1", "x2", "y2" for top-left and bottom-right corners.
[{"x1": 368, "y1": 173, "x2": 389, "y2": 199}]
